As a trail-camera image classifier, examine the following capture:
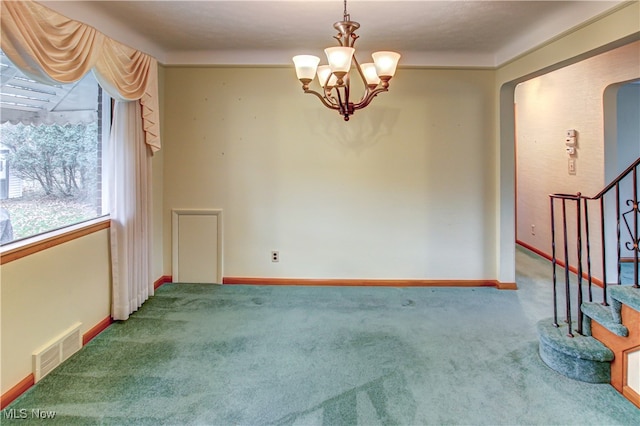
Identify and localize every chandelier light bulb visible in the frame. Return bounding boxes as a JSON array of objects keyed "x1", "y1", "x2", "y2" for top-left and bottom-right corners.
[
  {"x1": 360, "y1": 63, "x2": 380, "y2": 86},
  {"x1": 292, "y1": 55, "x2": 320, "y2": 82},
  {"x1": 325, "y1": 47, "x2": 355, "y2": 78},
  {"x1": 372, "y1": 51, "x2": 401, "y2": 78},
  {"x1": 317, "y1": 65, "x2": 337, "y2": 88}
]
